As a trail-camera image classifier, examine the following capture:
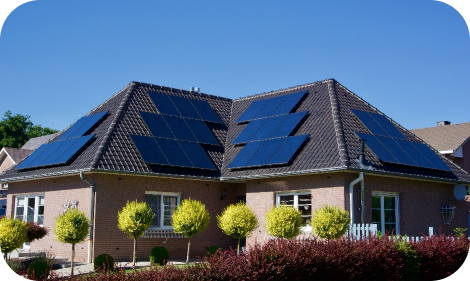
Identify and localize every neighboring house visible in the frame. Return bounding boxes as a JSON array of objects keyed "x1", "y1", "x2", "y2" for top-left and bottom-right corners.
[
  {"x1": 0, "y1": 79, "x2": 468, "y2": 263},
  {"x1": 411, "y1": 122, "x2": 470, "y2": 173},
  {"x1": 0, "y1": 190, "x2": 6, "y2": 218}
]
